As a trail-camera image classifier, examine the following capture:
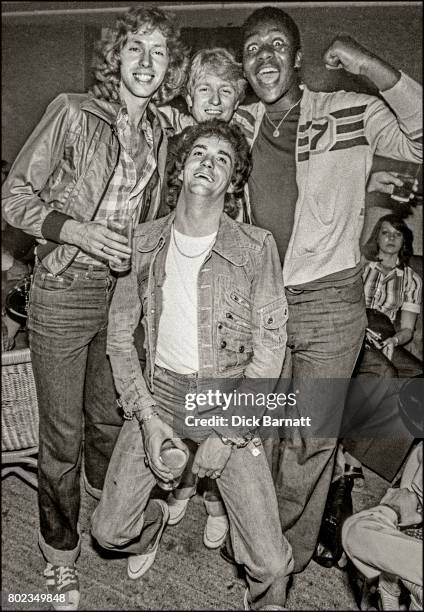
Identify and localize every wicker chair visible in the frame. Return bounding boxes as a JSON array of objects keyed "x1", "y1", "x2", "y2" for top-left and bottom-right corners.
[{"x1": 1, "y1": 347, "x2": 39, "y2": 488}]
